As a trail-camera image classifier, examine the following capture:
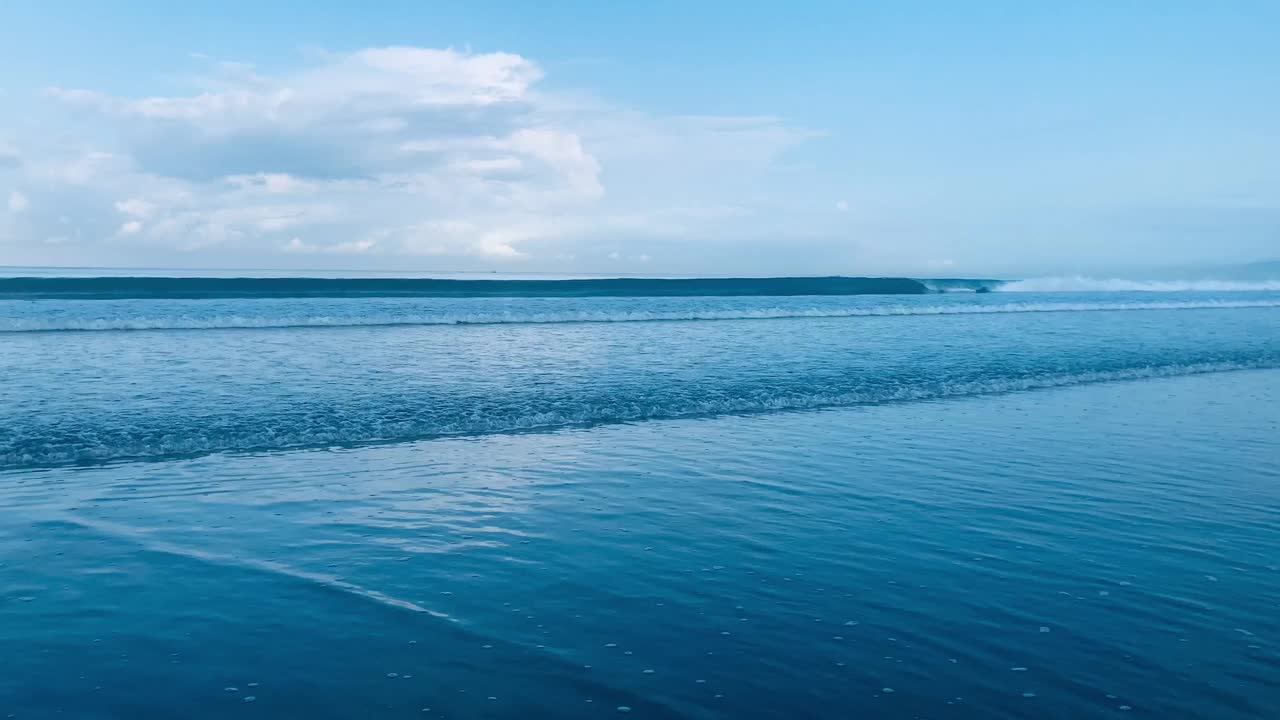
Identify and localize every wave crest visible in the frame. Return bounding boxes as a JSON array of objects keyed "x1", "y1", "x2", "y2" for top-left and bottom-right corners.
[{"x1": 999, "y1": 276, "x2": 1280, "y2": 293}]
